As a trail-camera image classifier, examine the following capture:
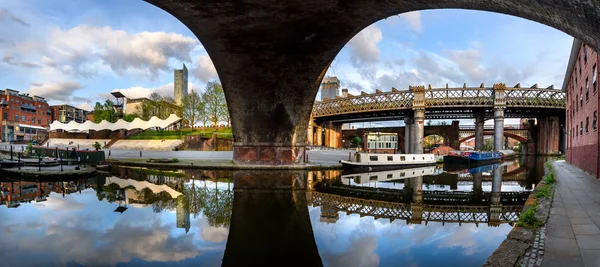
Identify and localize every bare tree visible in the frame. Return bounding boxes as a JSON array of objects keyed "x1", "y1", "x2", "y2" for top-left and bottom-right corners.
[
  {"x1": 202, "y1": 81, "x2": 228, "y2": 127},
  {"x1": 183, "y1": 89, "x2": 202, "y2": 130}
]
